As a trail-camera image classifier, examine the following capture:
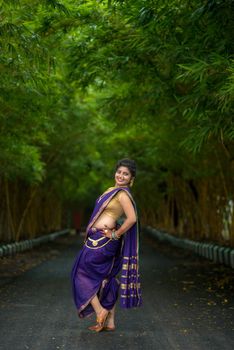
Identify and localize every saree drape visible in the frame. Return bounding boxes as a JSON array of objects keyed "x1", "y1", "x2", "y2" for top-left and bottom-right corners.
[{"x1": 71, "y1": 187, "x2": 142, "y2": 318}]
